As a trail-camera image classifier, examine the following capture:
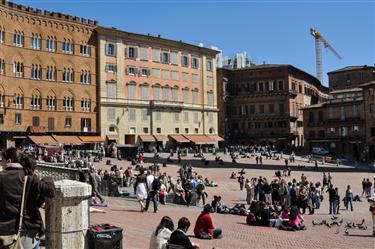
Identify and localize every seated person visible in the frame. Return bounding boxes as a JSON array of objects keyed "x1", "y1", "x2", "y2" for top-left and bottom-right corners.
[
  {"x1": 194, "y1": 204, "x2": 223, "y2": 240},
  {"x1": 149, "y1": 216, "x2": 174, "y2": 249},
  {"x1": 280, "y1": 206, "x2": 305, "y2": 231},
  {"x1": 169, "y1": 217, "x2": 199, "y2": 249},
  {"x1": 230, "y1": 172, "x2": 237, "y2": 179},
  {"x1": 246, "y1": 201, "x2": 270, "y2": 227},
  {"x1": 212, "y1": 196, "x2": 228, "y2": 213}
]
